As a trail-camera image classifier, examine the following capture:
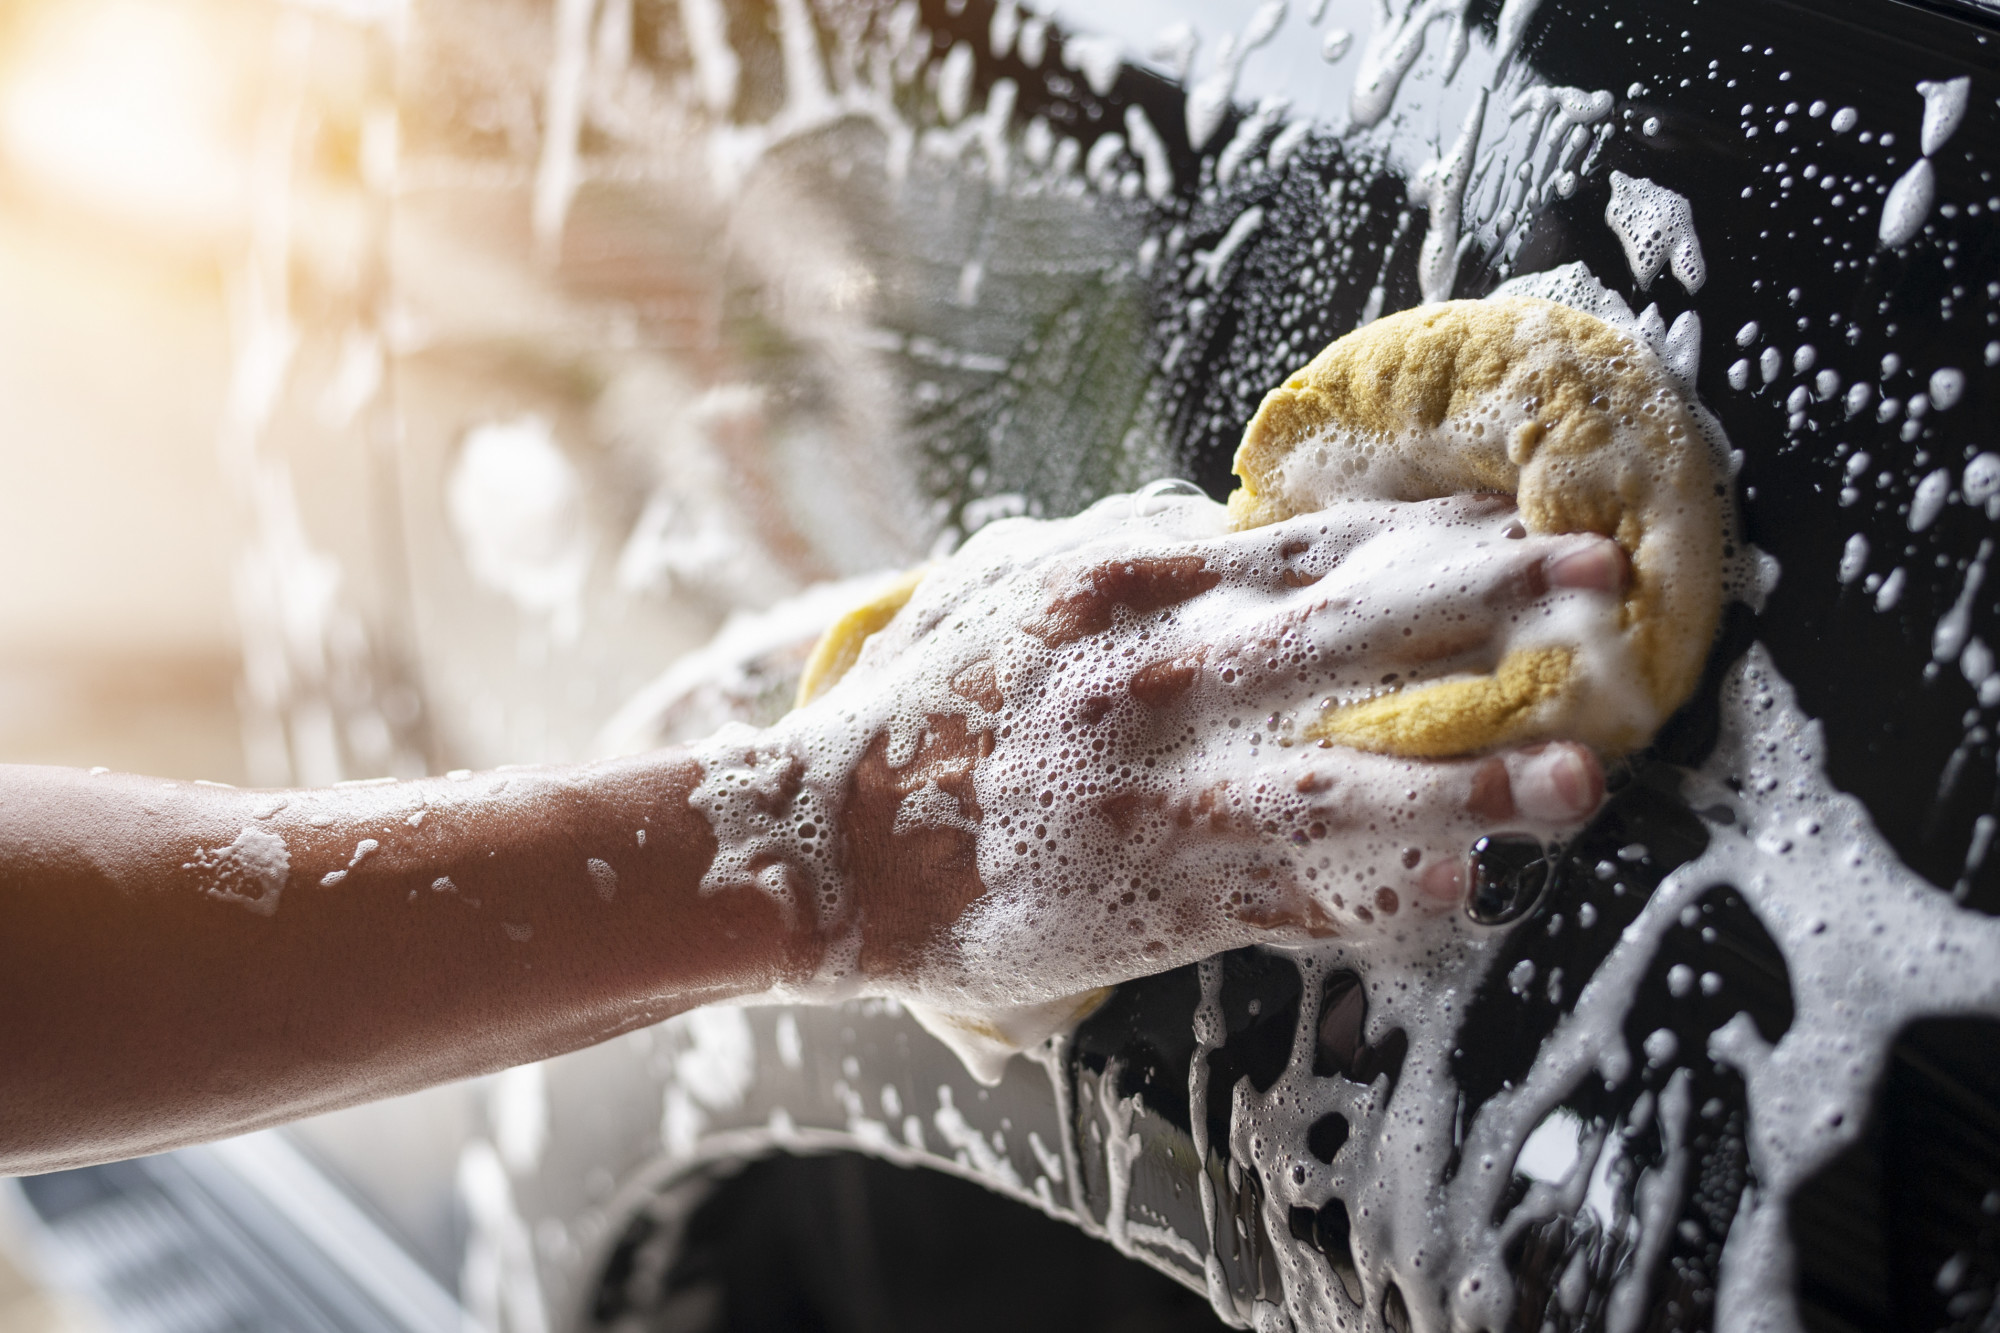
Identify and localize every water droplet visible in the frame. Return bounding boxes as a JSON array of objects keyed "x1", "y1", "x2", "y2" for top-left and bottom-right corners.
[
  {"x1": 1466, "y1": 834, "x2": 1552, "y2": 925},
  {"x1": 1130, "y1": 477, "x2": 1206, "y2": 517},
  {"x1": 1929, "y1": 367, "x2": 1965, "y2": 411},
  {"x1": 1838, "y1": 532, "x2": 1870, "y2": 584},
  {"x1": 1963, "y1": 453, "x2": 2000, "y2": 505}
]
